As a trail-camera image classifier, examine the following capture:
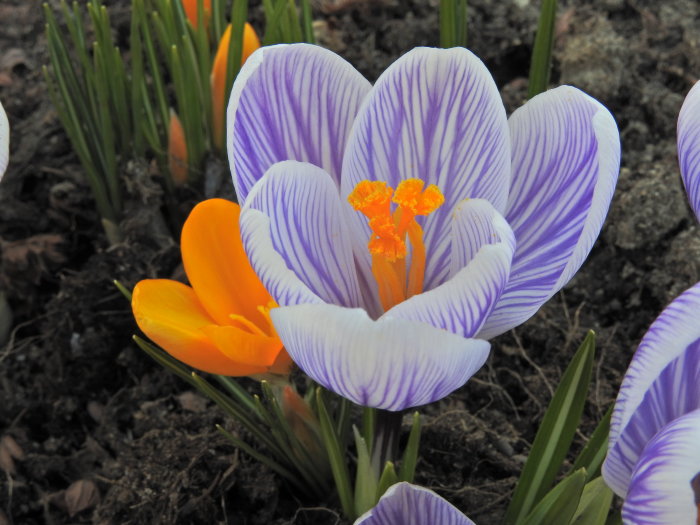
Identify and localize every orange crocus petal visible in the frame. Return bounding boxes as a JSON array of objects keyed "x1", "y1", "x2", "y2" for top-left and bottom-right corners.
[
  {"x1": 201, "y1": 324, "x2": 283, "y2": 367},
  {"x1": 182, "y1": 0, "x2": 211, "y2": 27},
  {"x1": 168, "y1": 109, "x2": 188, "y2": 185},
  {"x1": 132, "y1": 279, "x2": 260, "y2": 376},
  {"x1": 211, "y1": 23, "x2": 261, "y2": 149},
  {"x1": 181, "y1": 198, "x2": 273, "y2": 329}
]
